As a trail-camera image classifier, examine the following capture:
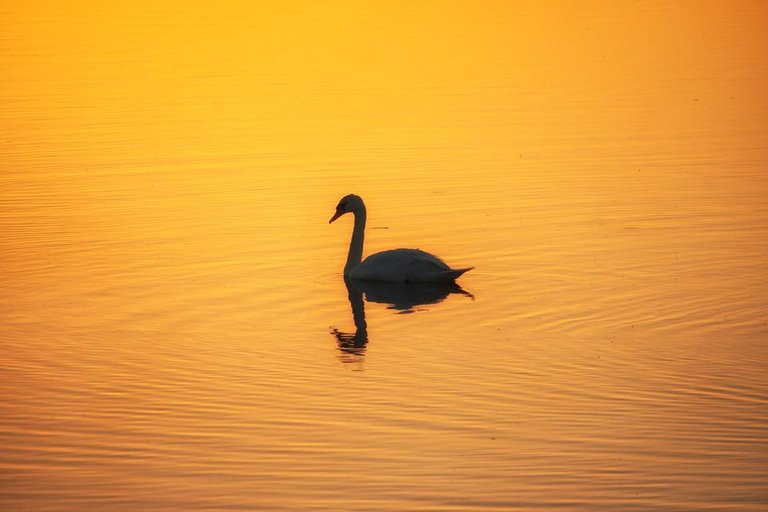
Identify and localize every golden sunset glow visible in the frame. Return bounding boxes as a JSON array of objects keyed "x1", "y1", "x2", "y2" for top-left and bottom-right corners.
[{"x1": 2, "y1": 2, "x2": 767, "y2": 511}]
